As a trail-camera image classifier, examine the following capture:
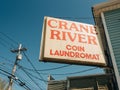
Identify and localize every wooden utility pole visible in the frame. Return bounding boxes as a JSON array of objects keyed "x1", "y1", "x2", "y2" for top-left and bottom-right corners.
[{"x1": 8, "y1": 44, "x2": 27, "y2": 90}]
